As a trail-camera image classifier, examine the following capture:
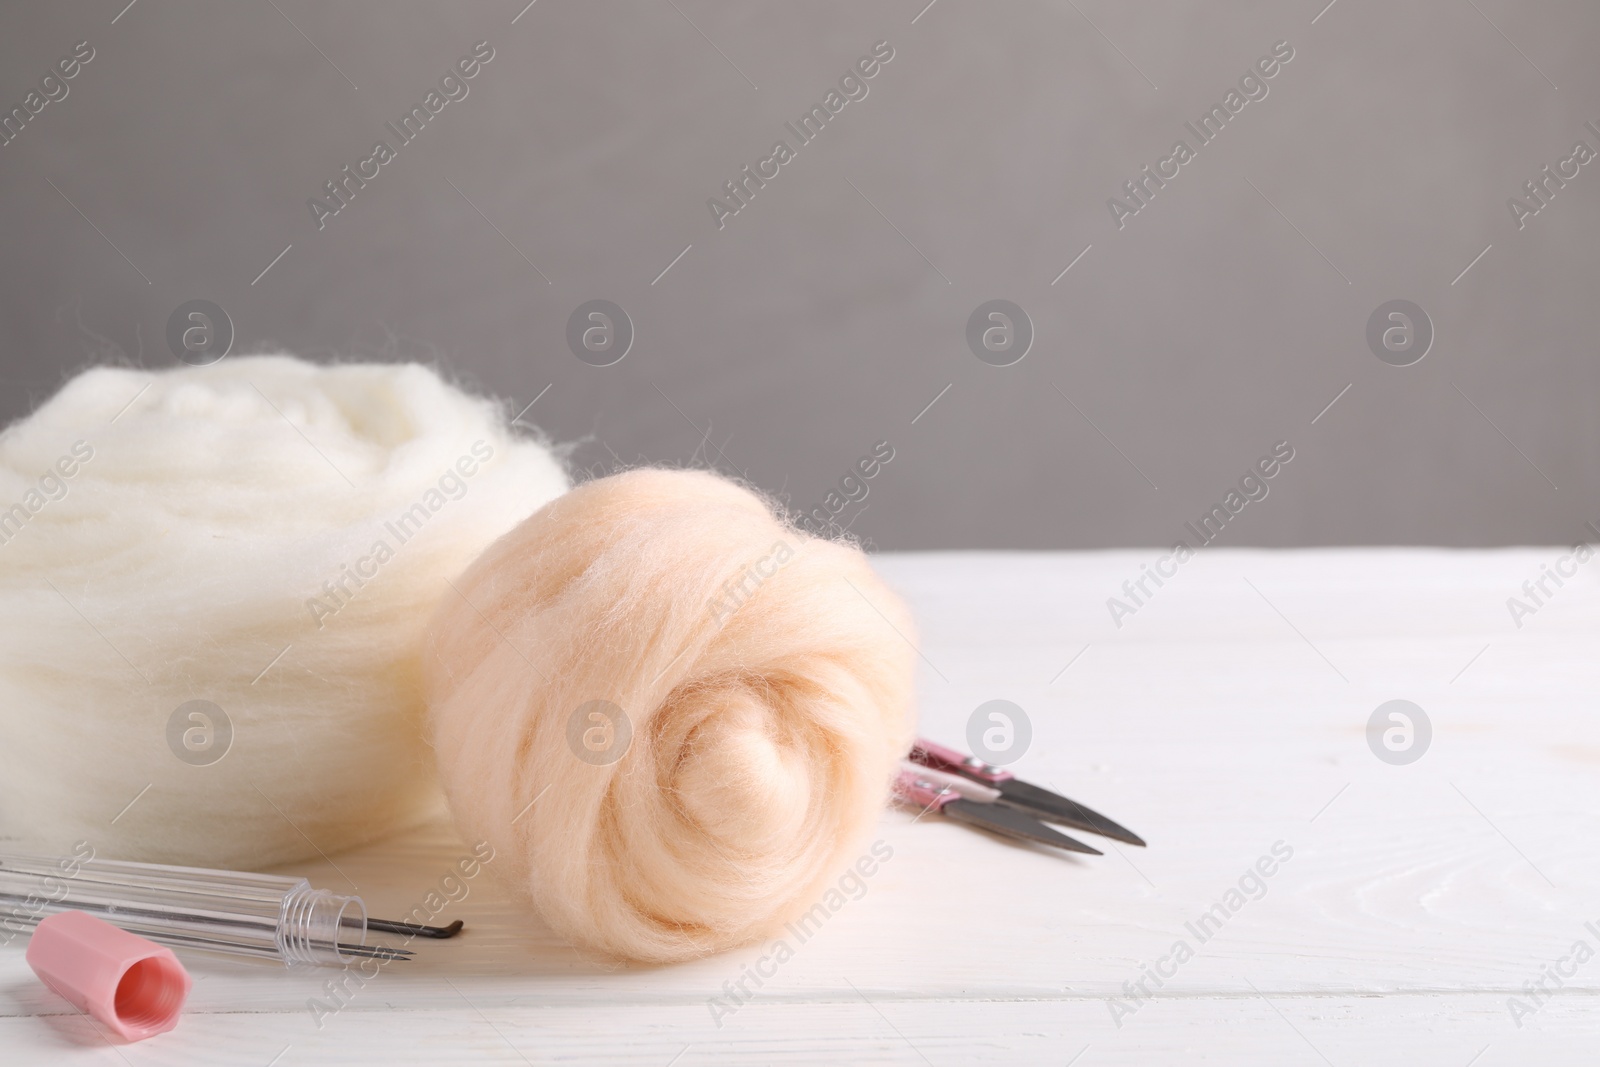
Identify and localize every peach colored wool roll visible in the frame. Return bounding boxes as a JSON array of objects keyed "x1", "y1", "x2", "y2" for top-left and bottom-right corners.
[{"x1": 424, "y1": 469, "x2": 917, "y2": 962}]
